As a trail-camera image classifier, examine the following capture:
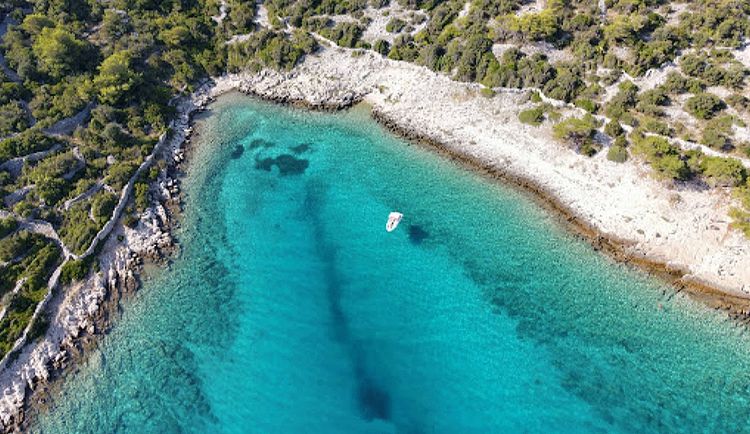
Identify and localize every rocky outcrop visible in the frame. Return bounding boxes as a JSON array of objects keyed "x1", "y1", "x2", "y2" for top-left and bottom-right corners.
[{"x1": 0, "y1": 89, "x2": 206, "y2": 433}]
